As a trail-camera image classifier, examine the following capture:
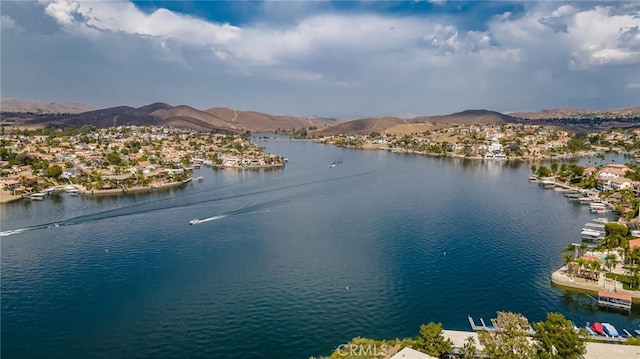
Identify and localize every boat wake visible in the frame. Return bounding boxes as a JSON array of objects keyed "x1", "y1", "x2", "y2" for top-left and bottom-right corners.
[
  {"x1": 189, "y1": 214, "x2": 228, "y2": 225},
  {"x1": 1, "y1": 222, "x2": 66, "y2": 237},
  {"x1": 3, "y1": 171, "x2": 373, "y2": 236}
]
